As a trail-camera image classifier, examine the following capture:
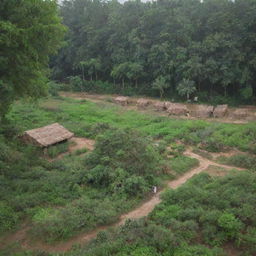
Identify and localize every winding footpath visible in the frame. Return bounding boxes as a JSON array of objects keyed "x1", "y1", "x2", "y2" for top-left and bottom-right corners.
[{"x1": 0, "y1": 149, "x2": 241, "y2": 253}]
